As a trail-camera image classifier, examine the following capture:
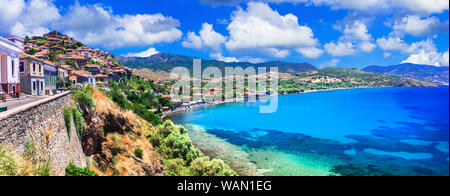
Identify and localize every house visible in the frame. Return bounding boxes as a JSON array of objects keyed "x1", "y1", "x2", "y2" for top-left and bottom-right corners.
[
  {"x1": 19, "y1": 53, "x2": 45, "y2": 96},
  {"x1": 34, "y1": 50, "x2": 48, "y2": 60},
  {"x1": 94, "y1": 74, "x2": 108, "y2": 87},
  {"x1": 85, "y1": 64, "x2": 102, "y2": 75},
  {"x1": 57, "y1": 64, "x2": 71, "y2": 79},
  {"x1": 44, "y1": 61, "x2": 57, "y2": 95},
  {"x1": 67, "y1": 55, "x2": 87, "y2": 66},
  {"x1": 72, "y1": 70, "x2": 96, "y2": 87},
  {"x1": 49, "y1": 45, "x2": 64, "y2": 52},
  {"x1": 0, "y1": 35, "x2": 21, "y2": 98},
  {"x1": 5, "y1": 35, "x2": 24, "y2": 52}
]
